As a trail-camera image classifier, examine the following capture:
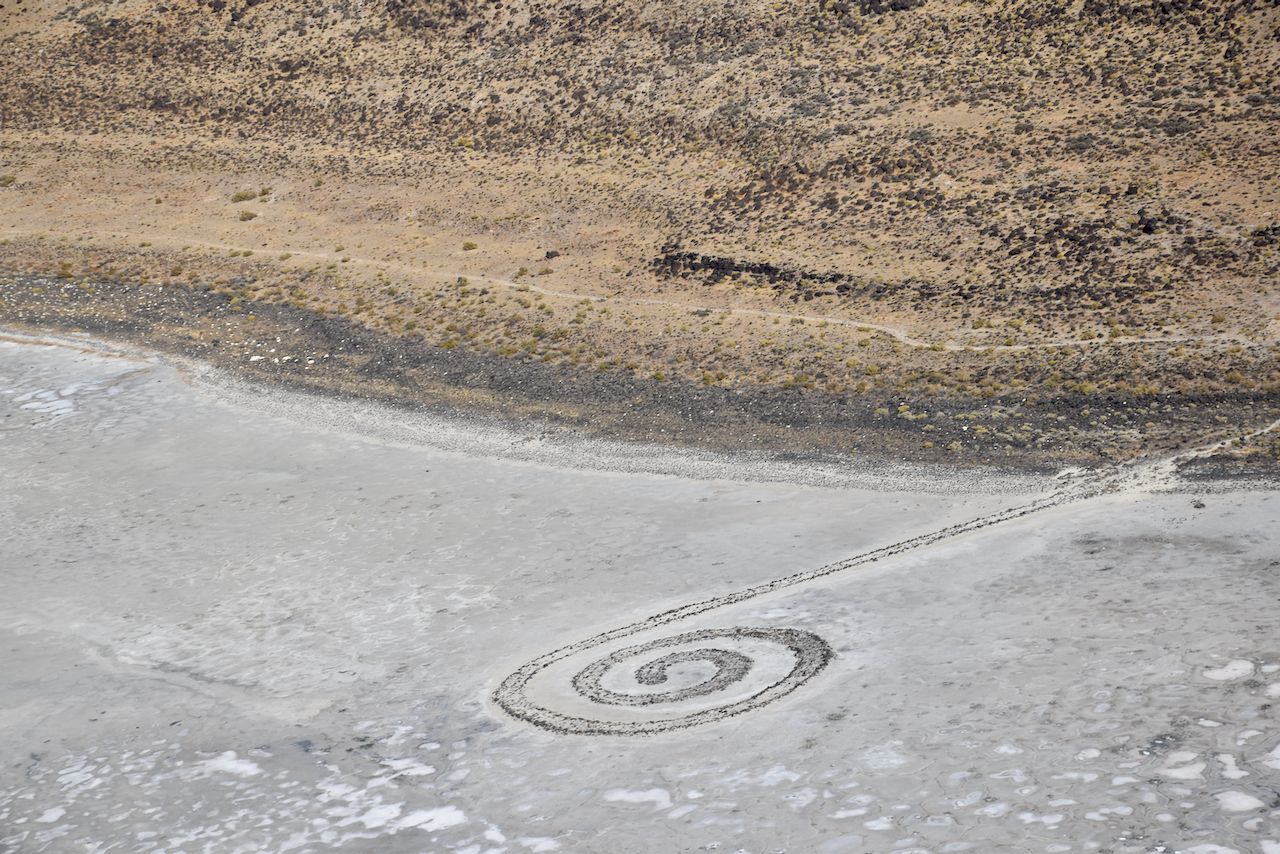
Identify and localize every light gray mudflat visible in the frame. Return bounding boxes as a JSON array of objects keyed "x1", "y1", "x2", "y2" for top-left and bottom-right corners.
[{"x1": 1, "y1": 335, "x2": 1277, "y2": 853}]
